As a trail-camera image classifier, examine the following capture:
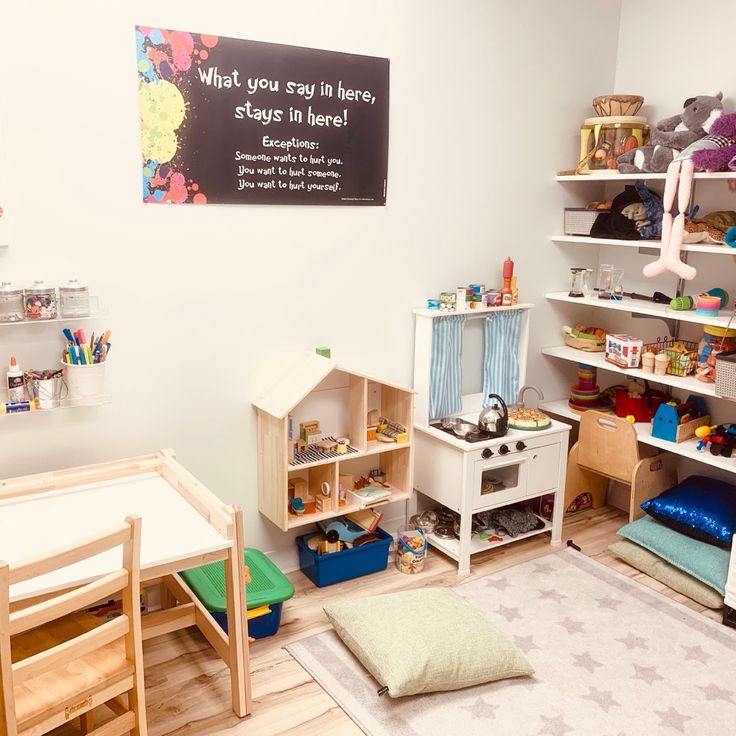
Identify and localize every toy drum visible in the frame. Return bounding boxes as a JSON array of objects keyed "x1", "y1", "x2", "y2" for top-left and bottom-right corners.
[{"x1": 579, "y1": 116, "x2": 650, "y2": 172}]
